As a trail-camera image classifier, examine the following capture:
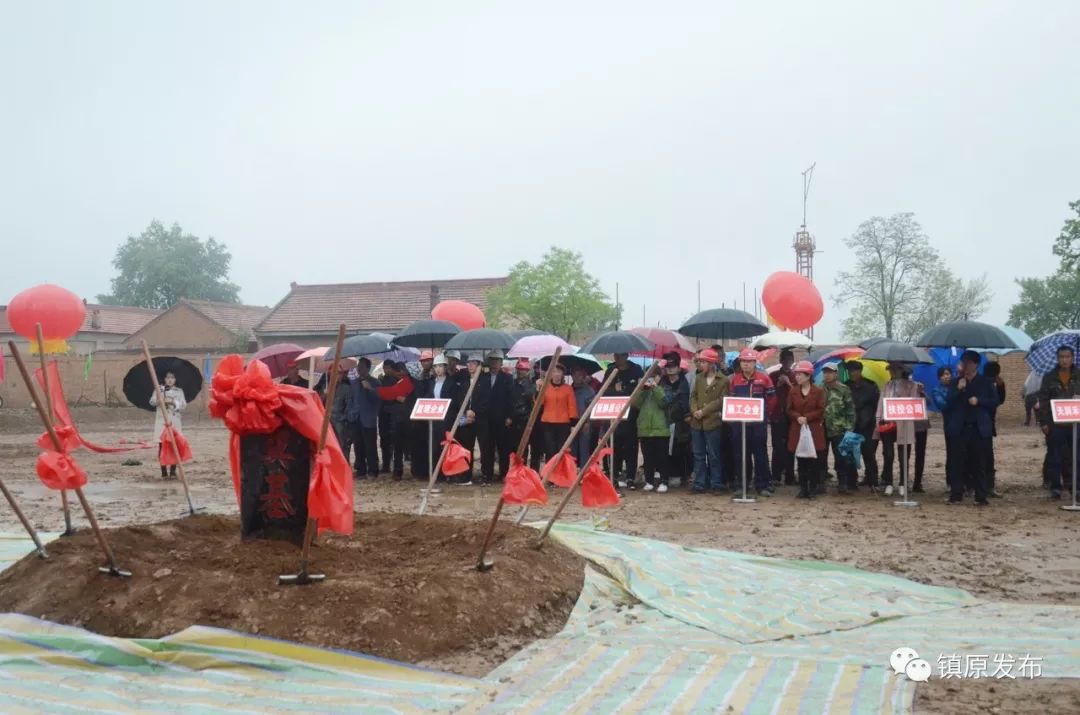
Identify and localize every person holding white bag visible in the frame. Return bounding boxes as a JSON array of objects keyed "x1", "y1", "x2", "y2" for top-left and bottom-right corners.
[{"x1": 786, "y1": 361, "x2": 826, "y2": 499}]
